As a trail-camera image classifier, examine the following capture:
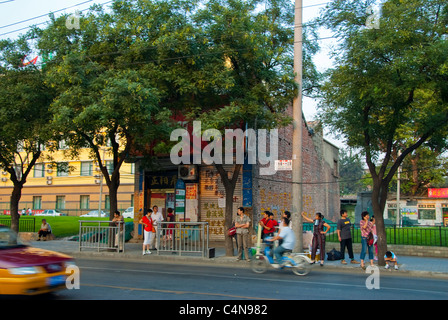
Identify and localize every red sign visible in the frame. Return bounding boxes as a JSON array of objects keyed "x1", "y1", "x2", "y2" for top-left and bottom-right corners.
[{"x1": 428, "y1": 188, "x2": 448, "y2": 198}]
